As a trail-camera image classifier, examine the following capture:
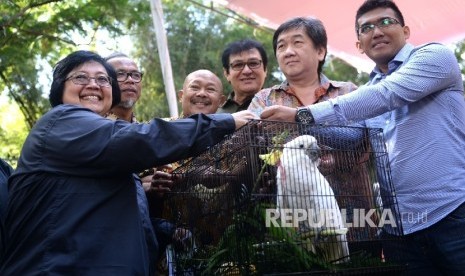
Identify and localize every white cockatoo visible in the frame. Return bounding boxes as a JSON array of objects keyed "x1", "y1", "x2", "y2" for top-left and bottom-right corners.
[{"x1": 276, "y1": 135, "x2": 349, "y2": 263}]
